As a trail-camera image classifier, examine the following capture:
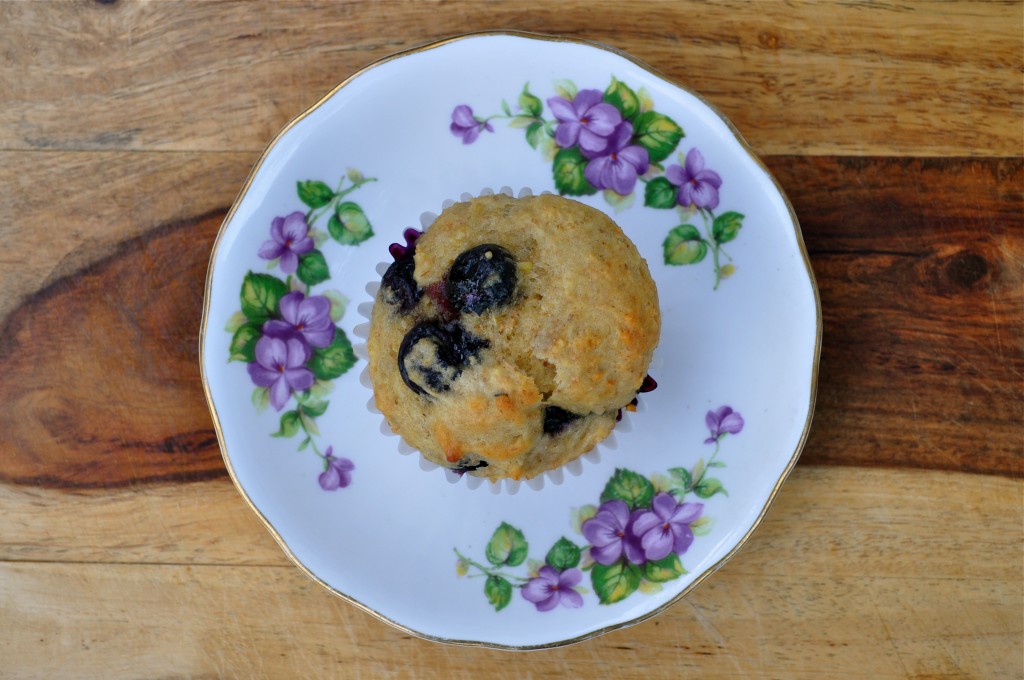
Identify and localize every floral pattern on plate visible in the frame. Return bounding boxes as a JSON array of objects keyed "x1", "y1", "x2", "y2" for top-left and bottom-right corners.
[
  {"x1": 224, "y1": 170, "x2": 377, "y2": 490},
  {"x1": 450, "y1": 78, "x2": 747, "y2": 289},
  {"x1": 455, "y1": 406, "x2": 744, "y2": 611}
]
